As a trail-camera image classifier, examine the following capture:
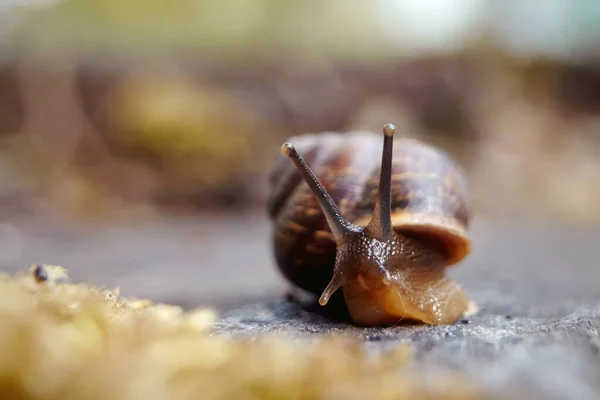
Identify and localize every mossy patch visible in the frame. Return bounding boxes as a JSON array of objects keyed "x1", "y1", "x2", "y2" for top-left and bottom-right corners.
[{"x1": 0, "y1": 265, "x2": 484, "y2": 400}]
